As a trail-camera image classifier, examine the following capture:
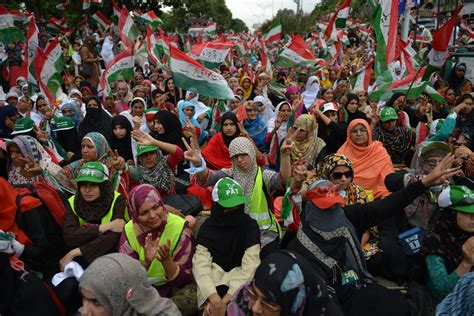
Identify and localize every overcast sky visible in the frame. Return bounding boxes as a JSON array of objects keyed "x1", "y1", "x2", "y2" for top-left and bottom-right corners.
[{"x1": 225, "y1": 0, "x2": 320, "y2": 30}]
